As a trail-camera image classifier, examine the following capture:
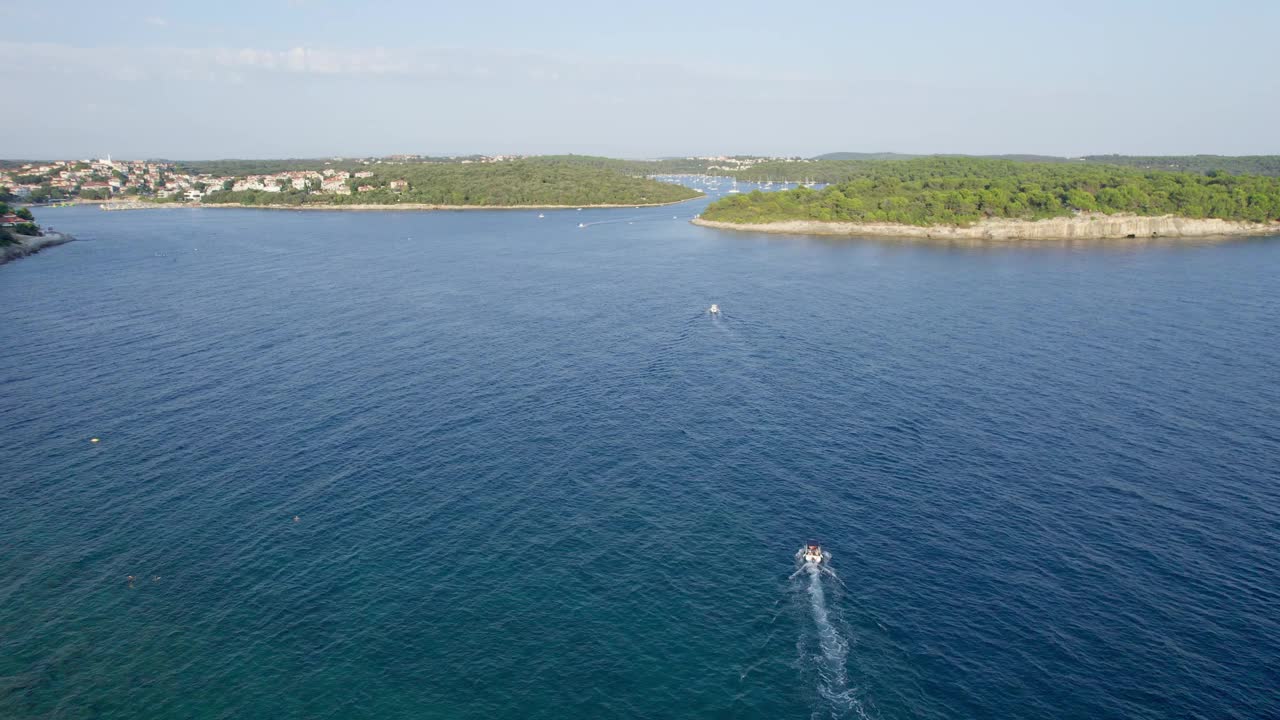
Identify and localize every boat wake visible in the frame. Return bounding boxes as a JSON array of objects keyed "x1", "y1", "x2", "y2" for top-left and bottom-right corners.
[{"x1": 794, "y1": 554, "x2": 869, "y2": 719}]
